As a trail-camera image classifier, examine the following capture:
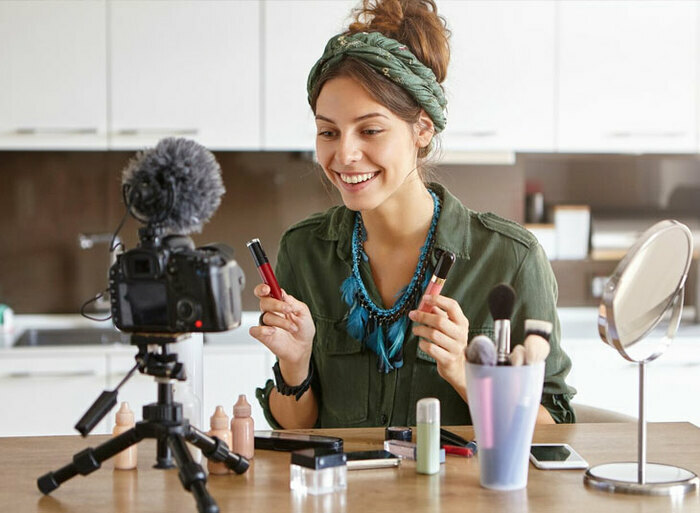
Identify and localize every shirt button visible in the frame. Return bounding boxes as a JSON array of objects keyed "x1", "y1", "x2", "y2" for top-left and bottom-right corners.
[{"x1": 380, "y1": 414, "x2": 388, "y2": 424}]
